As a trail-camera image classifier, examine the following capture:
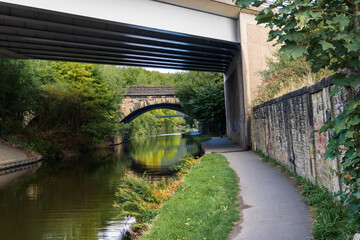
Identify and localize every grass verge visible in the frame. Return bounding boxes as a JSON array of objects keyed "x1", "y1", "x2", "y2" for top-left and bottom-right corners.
[
  {"x1": 140, "y1": 153, "x2": 240, "y2": 240},
  {"x1": 256, "y1": 151, "x2": 358, "y2": 240}
]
